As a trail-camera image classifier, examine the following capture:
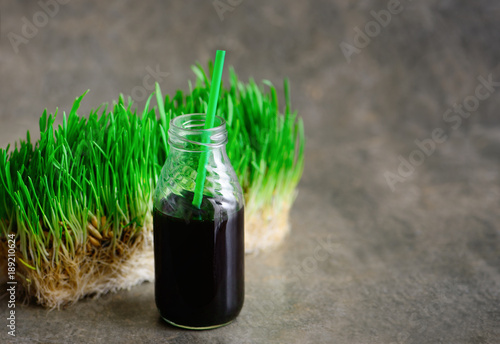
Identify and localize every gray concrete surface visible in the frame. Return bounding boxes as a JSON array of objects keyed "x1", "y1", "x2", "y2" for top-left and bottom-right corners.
[{"x1": 1, "y1": 0, "x2": 500, "y2": 343}]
